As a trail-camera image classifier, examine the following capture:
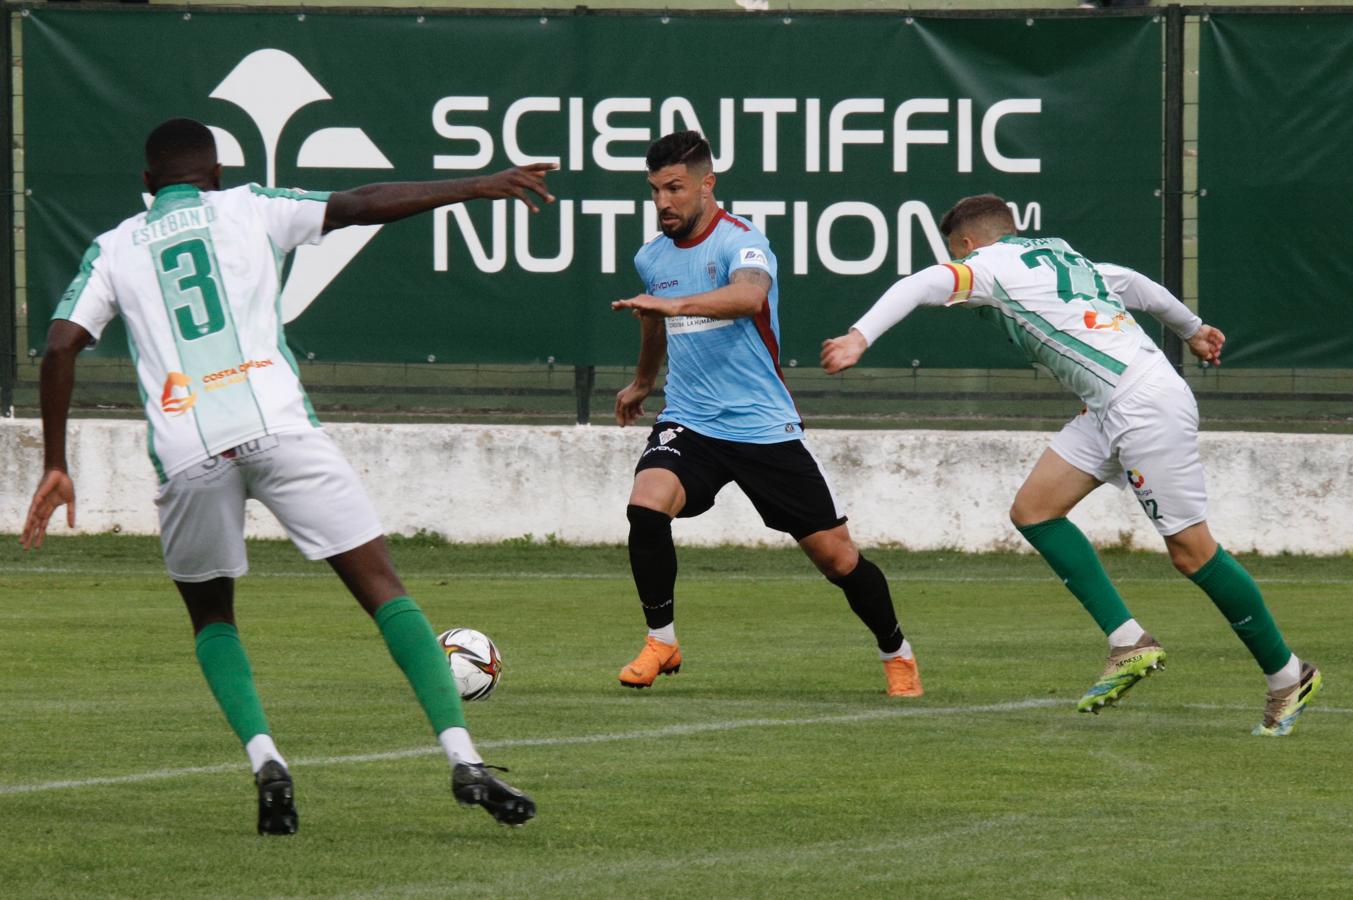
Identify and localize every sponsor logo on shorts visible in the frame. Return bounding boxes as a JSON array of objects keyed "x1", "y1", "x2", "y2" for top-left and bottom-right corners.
[
  {"x1": 647, "y1": 426, "x2": 684, "y2": 458},
  {"x1": 202, "y1": 358, "x2": 275, "y2": 392},
  {"x1": 161, "y1": 372, "x2": 197, "y2": 416},
  {"x1": 642, "y1": 445, "x2": 682, "y2": 458},
  {"x1": 185, "y1": 435, "x2": 281, "y2": 480}
]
